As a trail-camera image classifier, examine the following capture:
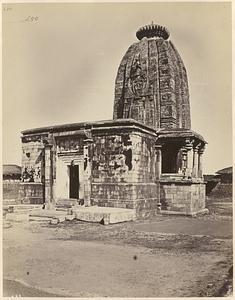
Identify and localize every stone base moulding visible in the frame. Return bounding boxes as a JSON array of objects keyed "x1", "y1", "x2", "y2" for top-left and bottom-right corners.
[{"x1": 160, "y1": 208, "x2": 209, "y2": 217}]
